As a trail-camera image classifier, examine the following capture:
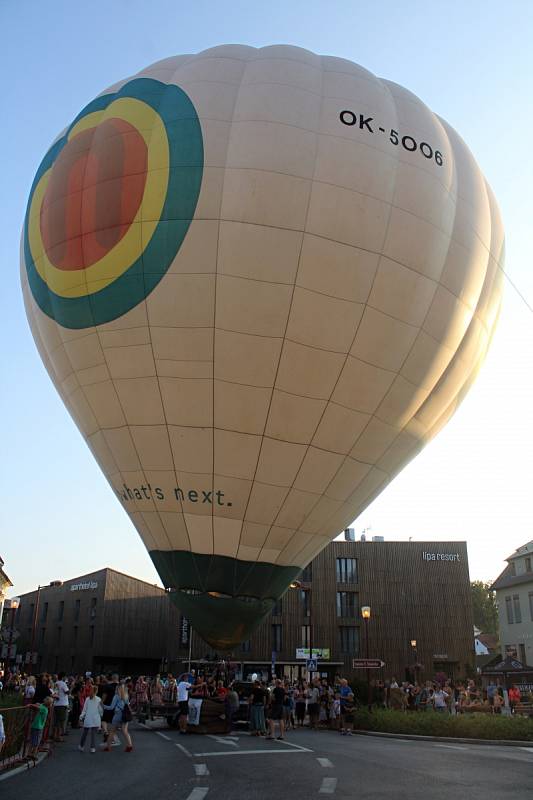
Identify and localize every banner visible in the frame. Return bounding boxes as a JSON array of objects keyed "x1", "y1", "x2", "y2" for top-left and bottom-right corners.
[
  {"x1": 295, "y1": 648, "x2": 330, "y2": 660},
  {"x1": 187, "y1": 698, "x2": 203, "y2": 726}
]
